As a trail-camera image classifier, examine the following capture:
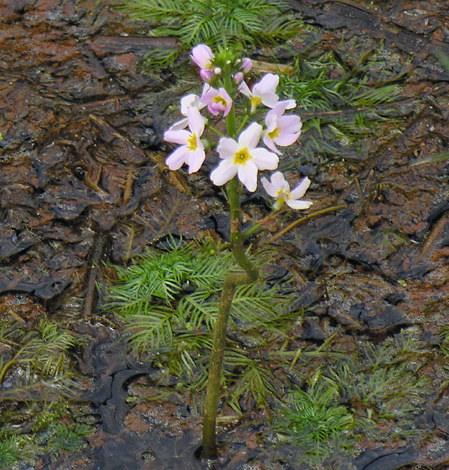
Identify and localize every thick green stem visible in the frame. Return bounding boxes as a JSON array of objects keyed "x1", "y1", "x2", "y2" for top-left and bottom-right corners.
[{"x1": 202, "y1": 177, "x2": 258, "y2": 459}]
